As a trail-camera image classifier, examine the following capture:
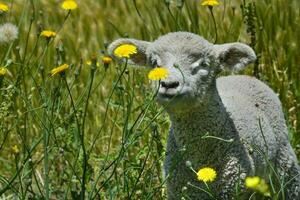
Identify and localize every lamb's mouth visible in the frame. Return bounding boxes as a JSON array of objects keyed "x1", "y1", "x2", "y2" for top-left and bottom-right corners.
[{"x1": 157, "y1": 92, "x2": 186, "y2": 101}]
